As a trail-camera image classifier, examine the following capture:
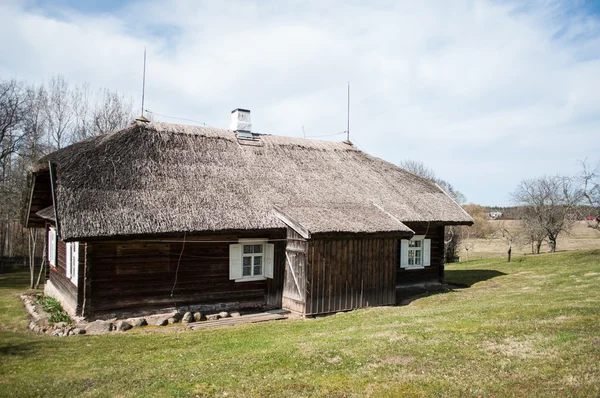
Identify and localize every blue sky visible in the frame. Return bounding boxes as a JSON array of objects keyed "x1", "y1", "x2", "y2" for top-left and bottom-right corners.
[{"x1": 2, "y1": 0, "x2": 600, "y2": 206}]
